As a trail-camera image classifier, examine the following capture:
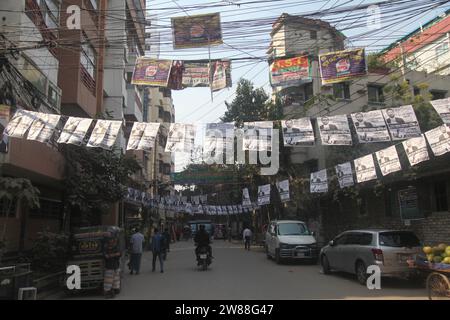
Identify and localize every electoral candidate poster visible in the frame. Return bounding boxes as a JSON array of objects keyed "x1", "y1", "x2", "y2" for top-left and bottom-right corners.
[
  {"x1": 310, "y1": 170, "x2": 328, "y2": 193},
  {"x1": 58, "y1": 117, "x2": 93, "y2": 146},
  {"x1": 87, "y1": 120, "x2": 122, "y2": 150},
  {"x1": 172, "y1": 13, "x2": 223, "y2": 49},
  {"x1": 351, "y1": 110, "x2": 390, "y2": 143},
  {"x1": 318, "y1": 115, "x2": 352, "y2": 145},
  {"x1": 270, "y1": 56, "x2": 311, "y2": 88},
  {"x1": 132, "y1": 58, "x2": 172, "y2": 86},
  {"x1": 281, "y1": 118, "x2": 315, "y2": 147},
  {"x1": 319, "y1": 48, "x2": 367, "y2": 85},
  {"x1": 277, "y1": 180, "x2": 290, "y2": 202},
  {"x1": 4, "y1": 109, "x2": 36, "y2": 138},
  {"x1": 242, "y1": 188, "x2": 252, "y2": 207},
  {"x1": 257, "y1": 184, "x2": 271, "y2": 206},
  {"x1": 382, "y1": 105, "x2": 421, "y2": 140},
  {"x1": 182, "y1": 62, "x2": 210, "y2": 87},
  {"x1": 430, "y1": 98, "x2": 450, "y2": 124},
  {"x1": 27, "y1": 113, "x2": 61, "y2": 143},
  {"x1": 354, "y1": 154, "x2": 377, "y2": 183},
  {"x1": 425, "y1": 124, "x2": 450, "y2": 156},
  {"x1": 204, "y1": 122, "x2": 234, "y2": 154},
  {"x1": 243, "y1": 121, "x2": 273, "y2": 151},
  {"x1": 402, "y1": 135, "x2": 429, "y2": 166},
  {"x1": 127, "y1": 122, "x2": 160, "y2": 151},
  {"x1": 335, "y1": 162, "x2": 354, "y2": 188},
  {"x1": 211, "y1": 60, "x2": 232, "y2": 92},
  {"x1": 375, "y1": 145, "x2": 402, "y2": 176},
  {"x1": 165, "y1": 123, "x2": 196, "y2": 152}
]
